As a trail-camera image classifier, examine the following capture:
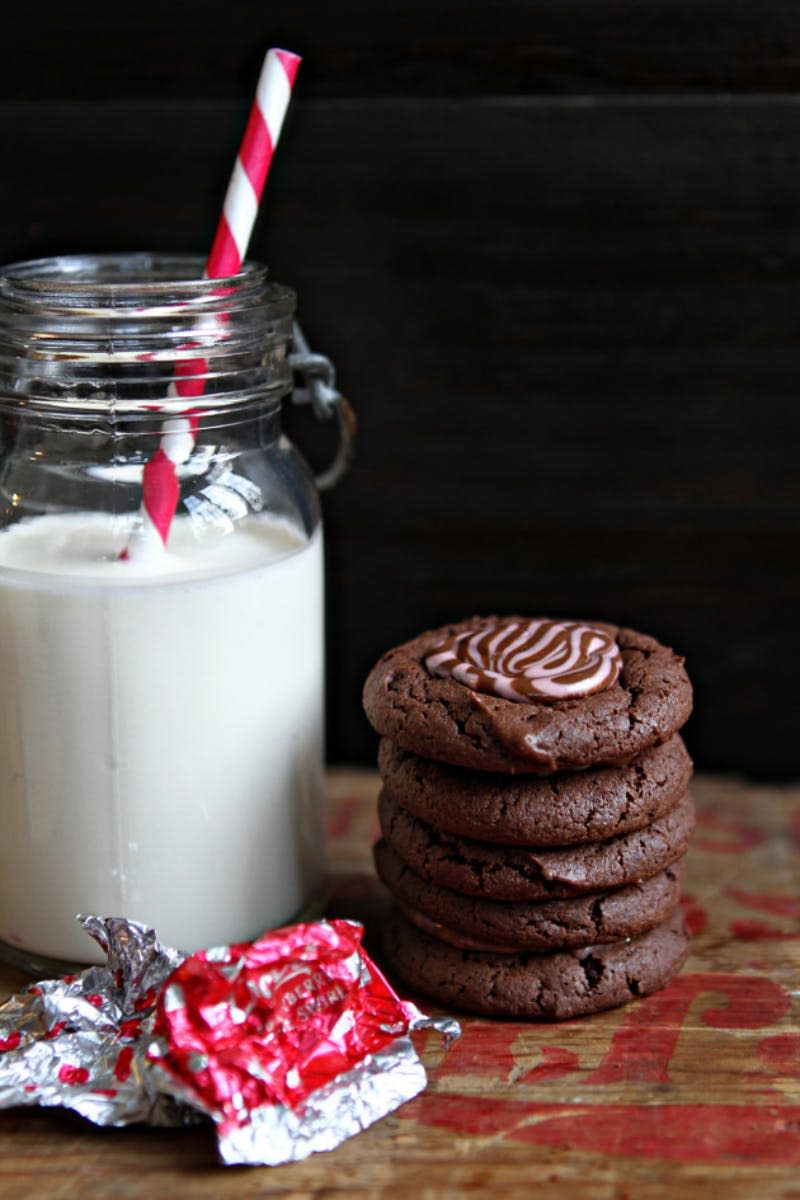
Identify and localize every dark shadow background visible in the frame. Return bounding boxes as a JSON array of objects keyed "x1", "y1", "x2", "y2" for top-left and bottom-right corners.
[{"x1": 1, "y1": 3, "x2": 798, "y2": 776}]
